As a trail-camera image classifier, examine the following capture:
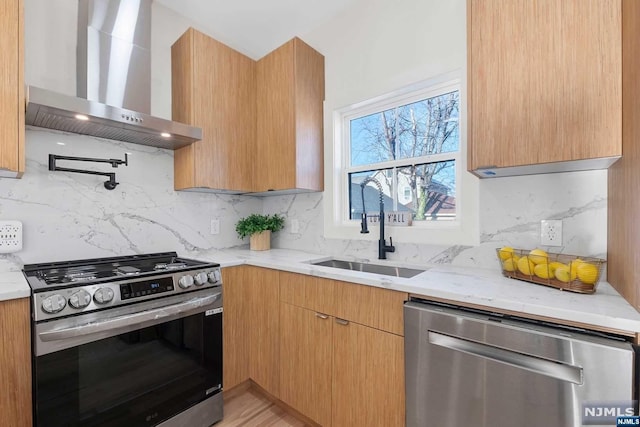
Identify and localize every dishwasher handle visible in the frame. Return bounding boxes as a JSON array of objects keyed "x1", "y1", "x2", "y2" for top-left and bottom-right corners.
[{"x1": 428, "y1": 330, "x2": 584, "y2": 385}]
